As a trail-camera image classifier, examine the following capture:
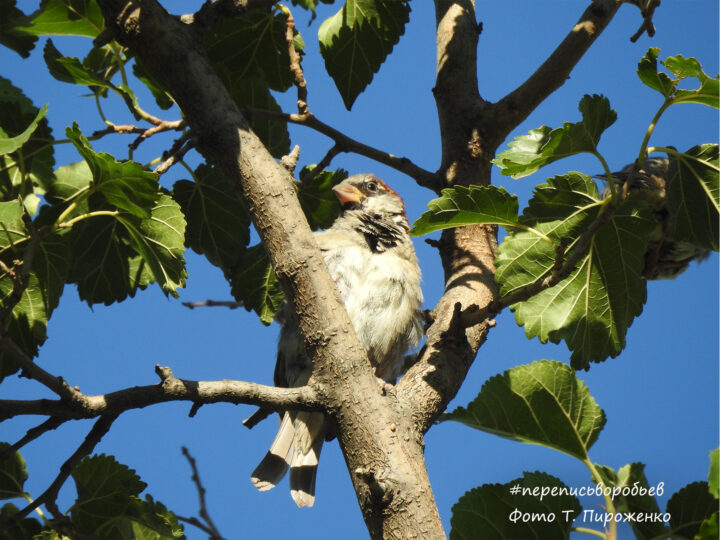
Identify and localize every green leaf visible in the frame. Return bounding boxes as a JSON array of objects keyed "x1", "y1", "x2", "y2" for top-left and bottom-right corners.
[
  {"x1": 68, "y1": 212, "x2": 147, "y2": 306},
  {"x1": 172, "y1": 164, "x2": 250, "y2": 273},
  {"x1": 0, "y1": 0, "x2": 38, "y2": 58},
  {"x1": 493, "y1": 95, "x2": 617, "y2": 178},
  {"x1": 43, "y1": 39, "x2": 115, "y2": 91},
  {"x1": 594, "y1": 463, "x2": 668, "y2": 540},
  {"x1": 66, "y1": 124, "x2": 159, "y2": 218},
  {"x1": 666, "y1": 145, "x2": 719, "y2": 250},
  {"x1": 450, "y1": 472, "x2": 581, "y2": 540},
  {"x1": 22, "y1": 0, "x2": 104, "y2": 38},
  {"x1": 0, "y1": 443, "x2": 27, "y2": 499},
  {"x1": 637, "y1": 48, "x2": 719, "y2": 109},
  {"x1": 637, "y1": 47, "x2": 675, "y2": 97},
  {"x1": 0, "y1": 105, "x2": 47, "y2": 156},
  {"x1": 709, "y1": 449, "x2": 719, "y2": 499},
  {"x1": 666, "y1": 482, "x2": 716, "y2": 540},
  {"x1": 496, "y1": 173, "x2": 655, "y2": 368},
  {"x1": 0, "y1": 76, "x2": 55, "y2": 207},
  {"x1": 230, "y1": 244, "x2": 284, "y2": 325},
  {"x1": 116, "y1": 194, "x2": 187, "y2": 298},
  {"x1": 45, "y1": 160, "x2": 92, "y2": 206},
  {"x1": 696, "y1": 513, "x2": 719, "y2": 540},
  {"x1": 297, "y1": 167, "x2": 348, "y2": 230},
  {"x1": 206, "y1": 10, "x2": 299, "y2": 93},
  {"x1": 411, "y1": 185, "x2": 519, "y2": 236},
  {"x1": 319, "y1": 0, "x2": 411, "y2": 110},
  {"x1": 71, "y1": 454, "x2": 147, "y2": 539},
  {"x1": 665, "y1": 55, "x2": 719, "y2": 109},
  {"x1": 0, "y1": 503, "x2": 42, "y2": 539},
  {"x1": 32, "y1": 531, "x2": 72, "y2": 540},
  {"x1": 127, "y1": 495, "x2": 184, "y2": 540},
  {"x1": 0, "y1": 202, "x2": 69, "y2": 372},
  {"x1": 444, "y1": 360, "x2": 606, "y2": 460},
  {"x1": 57, "y1": 161, "x2": 186, "y2": 304}
]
